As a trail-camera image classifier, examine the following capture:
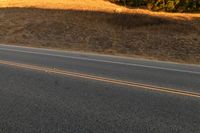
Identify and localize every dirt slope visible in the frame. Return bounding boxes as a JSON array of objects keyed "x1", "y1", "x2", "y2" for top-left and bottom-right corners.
[{"x1": 0, "y1": 0, "x2": 200, "y2": 63}]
